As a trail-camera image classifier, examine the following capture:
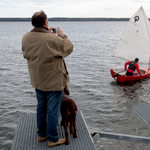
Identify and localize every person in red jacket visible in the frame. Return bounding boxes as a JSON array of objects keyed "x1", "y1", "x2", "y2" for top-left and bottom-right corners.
[{"x1": 124, "y1": 58, "x2": 142, "y2": 76}]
